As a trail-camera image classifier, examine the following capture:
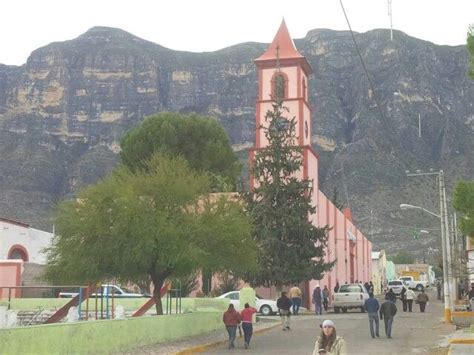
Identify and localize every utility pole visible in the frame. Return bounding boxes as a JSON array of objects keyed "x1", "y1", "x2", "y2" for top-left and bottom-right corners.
[{"x1": 406, "y1": 170, "x2": 453, "y2": 322}]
